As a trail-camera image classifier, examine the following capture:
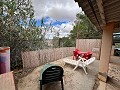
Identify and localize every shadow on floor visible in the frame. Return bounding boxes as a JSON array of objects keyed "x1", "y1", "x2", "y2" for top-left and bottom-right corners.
[{"x1": 107, "y1": 76, "x2": 120, "y2": 89}]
